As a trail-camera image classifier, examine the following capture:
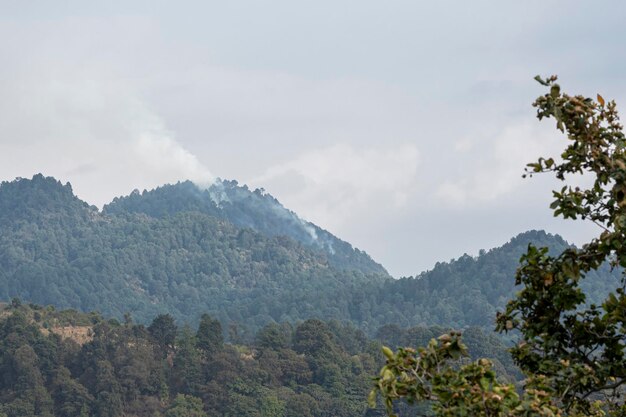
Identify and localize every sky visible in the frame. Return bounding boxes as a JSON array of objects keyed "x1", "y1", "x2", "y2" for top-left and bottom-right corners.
[{"x1": 1, "y1": 1, "x2": 625, "y2": 277}]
